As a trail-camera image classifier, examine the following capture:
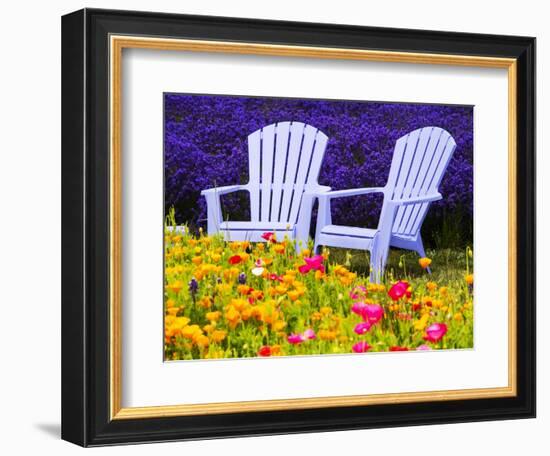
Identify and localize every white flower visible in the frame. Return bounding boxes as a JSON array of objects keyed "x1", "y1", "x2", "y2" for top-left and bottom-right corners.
[{"x1": 251, "y1": 267, "x2": 264, "y2": 276}]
